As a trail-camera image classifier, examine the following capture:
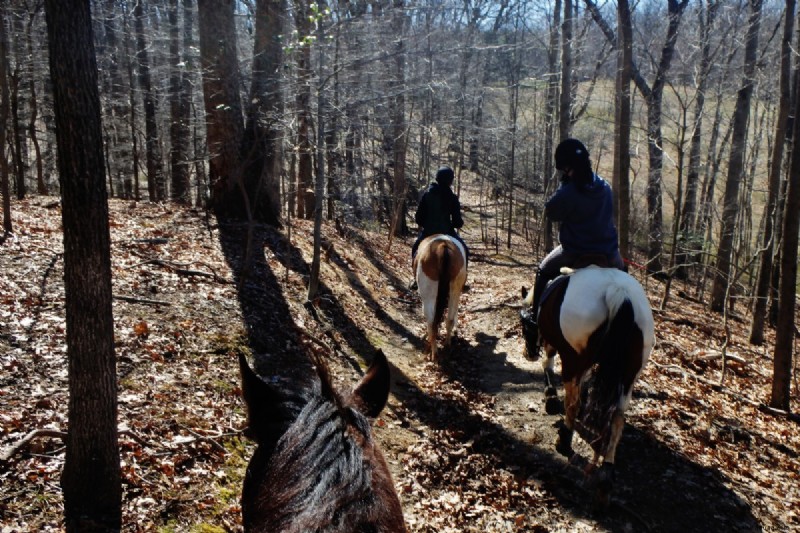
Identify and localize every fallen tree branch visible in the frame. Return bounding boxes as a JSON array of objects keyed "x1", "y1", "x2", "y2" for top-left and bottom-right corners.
[
  {"x1": 174, "y1": 424, "x2": 233, "y2": 454},
  {"x1": 113, "y1": 294, "x2": 172, "y2": 306},
  {"x1": 135, "y1": 258, "x2": 230, "y2": 283},
  {"x1": 1, "y1": 427, "x2": 163, "y2": 465},
  {"x1": 0, "y1": 428, "x2": 67, "y2": 463}
]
